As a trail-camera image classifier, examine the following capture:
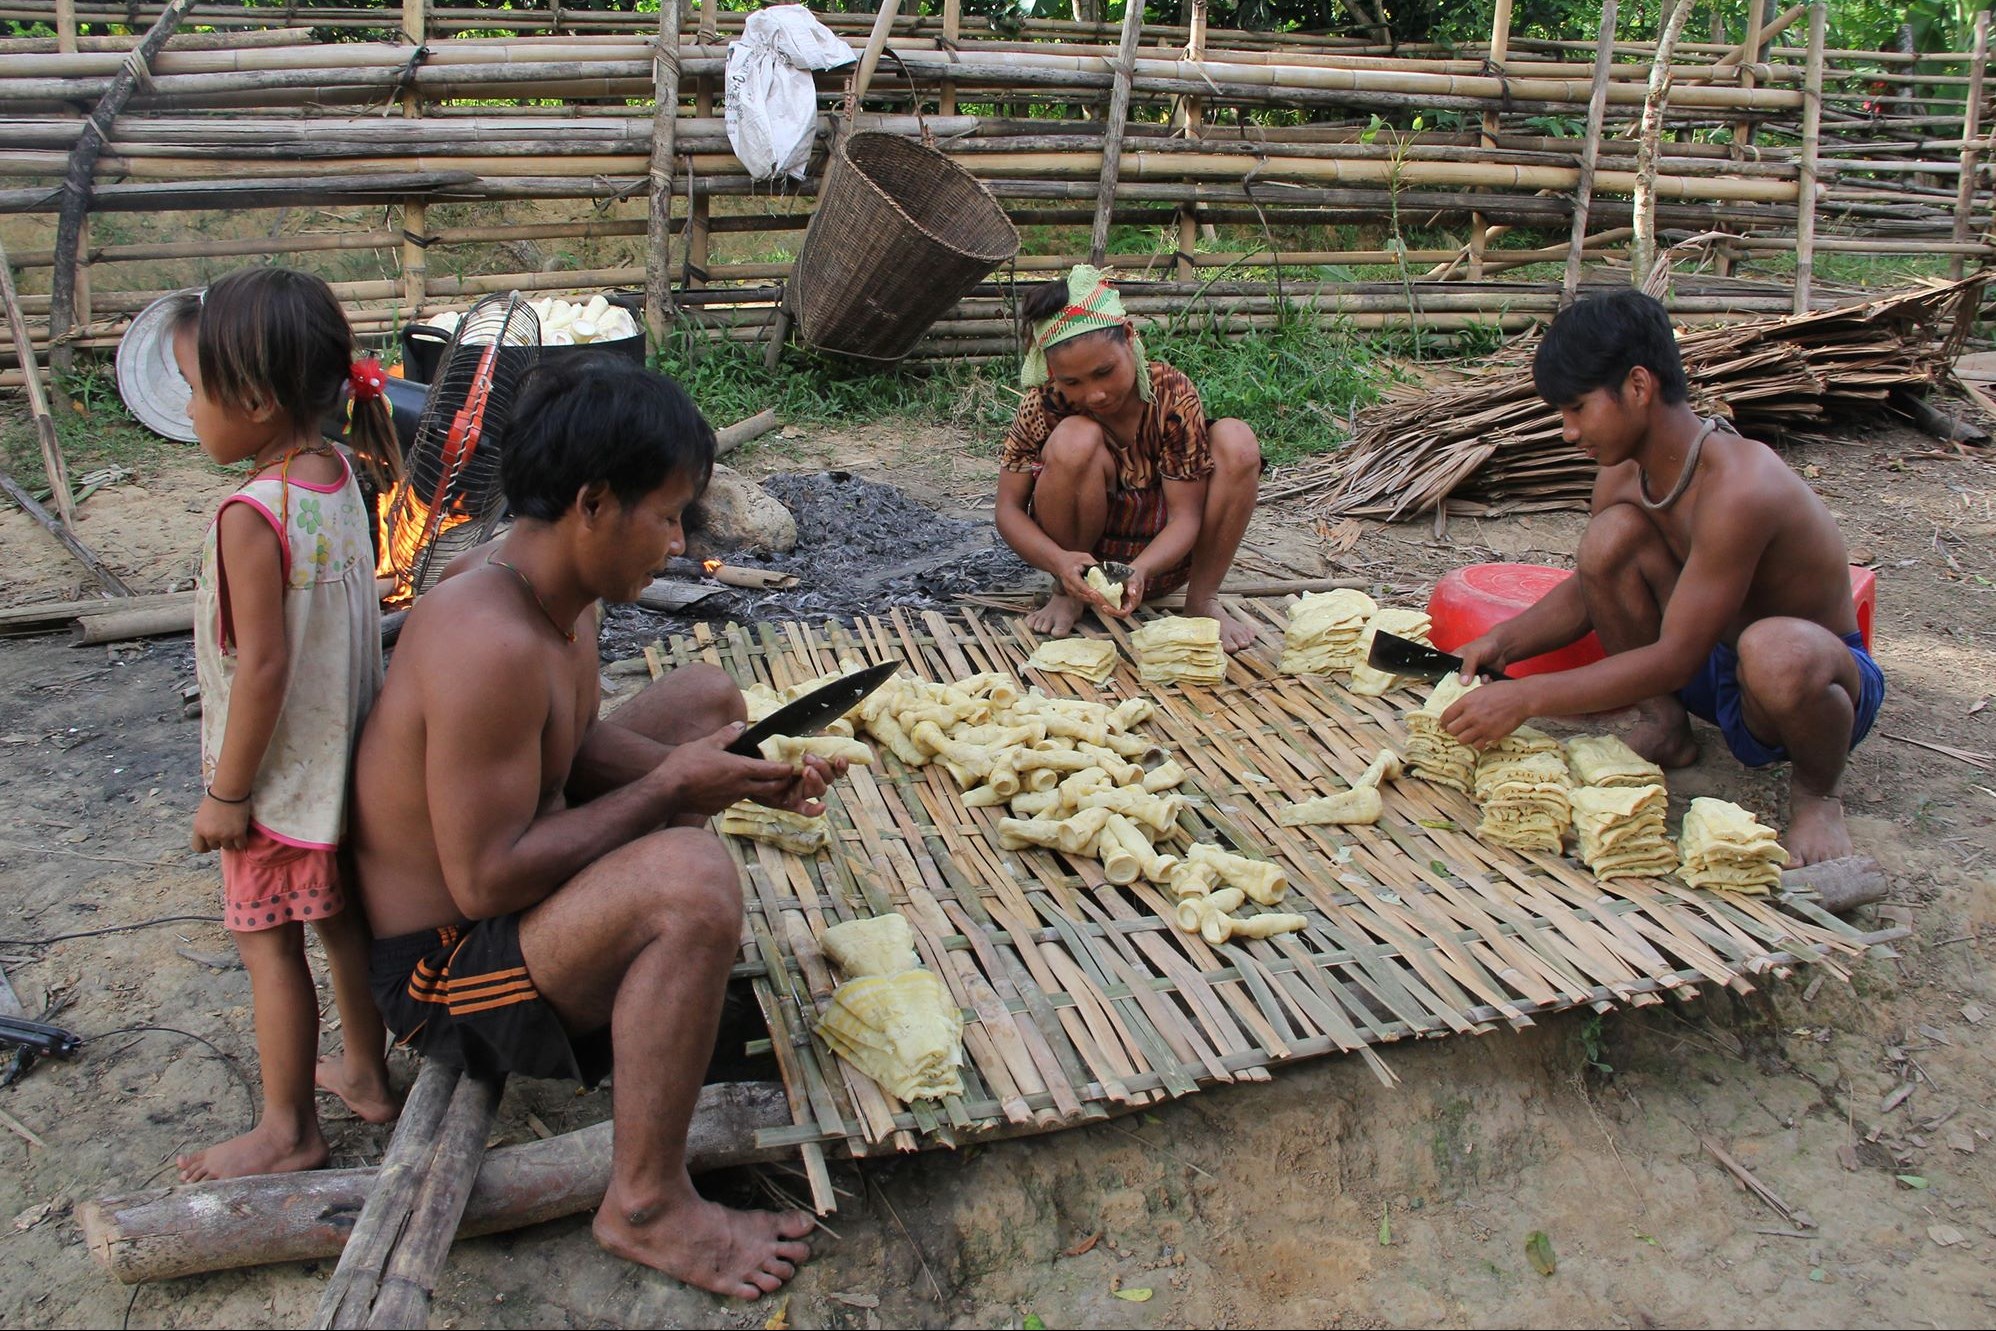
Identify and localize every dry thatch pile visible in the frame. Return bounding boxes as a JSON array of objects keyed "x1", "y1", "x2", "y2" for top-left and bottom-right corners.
[{"x1": 1273, "y1": 275, "x2": 1991, "y2": 520}]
